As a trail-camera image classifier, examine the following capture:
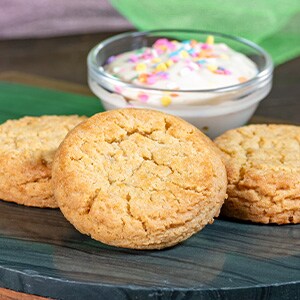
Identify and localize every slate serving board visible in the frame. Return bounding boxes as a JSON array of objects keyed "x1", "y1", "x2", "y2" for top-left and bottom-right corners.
[
  {"x1": 1, "y1": 201, "x2": 299, "y2": 300},
  {"x1": 0, "y1": 76, "x2": 299, "y2": 300}
]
